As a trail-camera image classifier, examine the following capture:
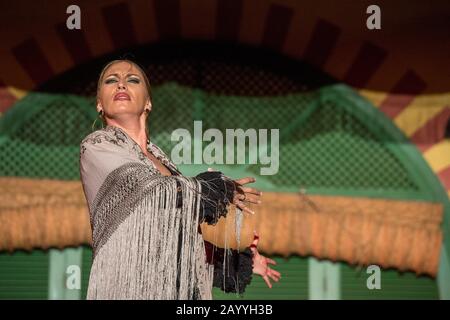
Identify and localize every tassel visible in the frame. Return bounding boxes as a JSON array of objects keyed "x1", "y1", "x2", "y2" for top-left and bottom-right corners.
[
  {"x1": 86, "y1": 163, "x2": 214, "y2": 299},
  {"x1": 235, "y1": 206, "x2": 243, "y2": 253}
]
